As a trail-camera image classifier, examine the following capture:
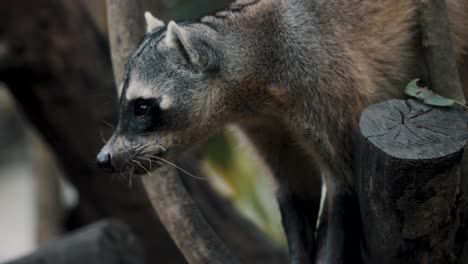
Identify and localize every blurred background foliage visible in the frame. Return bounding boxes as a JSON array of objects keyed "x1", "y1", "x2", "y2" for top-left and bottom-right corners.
[{"x1": 204, "y1": 130, "x2": 286, "y2": 245}]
